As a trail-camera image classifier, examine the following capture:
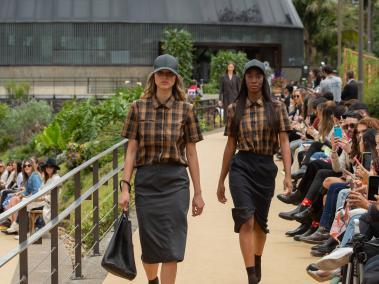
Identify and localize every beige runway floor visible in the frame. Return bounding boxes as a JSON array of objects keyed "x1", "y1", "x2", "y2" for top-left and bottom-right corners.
[{"x1": 103, "y1": 130, "x2": 322, "y2": 284}]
